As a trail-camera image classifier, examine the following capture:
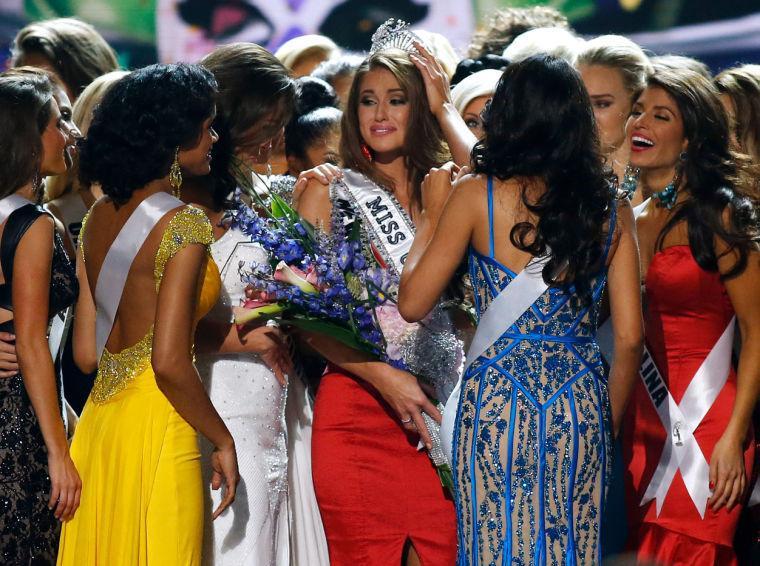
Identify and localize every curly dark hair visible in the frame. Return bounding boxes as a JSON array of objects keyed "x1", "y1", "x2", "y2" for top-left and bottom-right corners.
[
  {"x1": 451, "y1": 54, "x2": 509, "y2": 86},
  {"x1": 472, "y1": 55, "x2": 613, "y2": 302},
  {"x1": 79, "y1": 63, "x2": 217, "y2": 205},
  {"x1": 0, "y1": 70, "x2": 54, "y2": 197},
  {"x1": 645, "y1": 67, "x2": 759, "y2": 279},
  {"x1": 468, "y1": 6, "x2": 570, "y2": 59}
]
